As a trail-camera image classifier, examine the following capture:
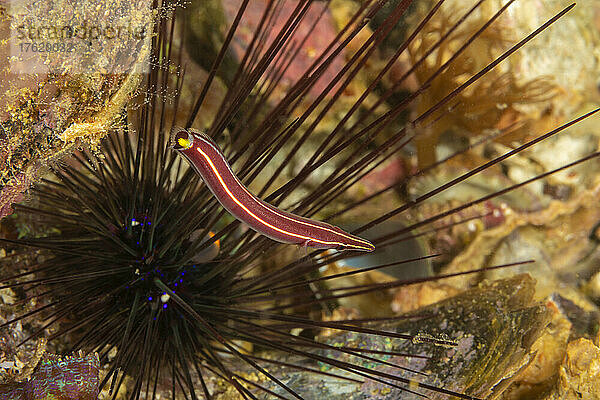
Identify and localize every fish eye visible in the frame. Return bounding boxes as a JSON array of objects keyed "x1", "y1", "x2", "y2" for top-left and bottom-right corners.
[{"x1": 172, "y1": 129, "x2": 193, "y2": 150}]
